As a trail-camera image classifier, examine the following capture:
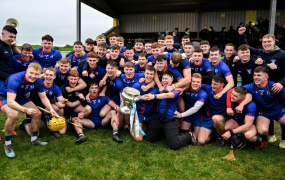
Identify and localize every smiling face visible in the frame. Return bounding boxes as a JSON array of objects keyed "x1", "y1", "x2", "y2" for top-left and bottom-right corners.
[
  {"x1": 73, "y1": 44, "x2": 84, "y2": 55},
  {"x1": 110, "y1": 49, "x2": 120, "y2": 59},
  {"x1": 67, "y1": 76, "x2": 79, "y2": 88},
  {"x1": 209, "y1": 50, "x2": 221, "y2": 65},
  {"x1": 211, "y1": 80, "x2": 224, "y2": 93},
  {"x1": 262, "y1": 37, "x2": 275, "y2": 52},
  {"x1": 145, "y1": 43, "x2": 152, "y2": 53},
  {"x1": 253, "y1": 71, "x2": 268, "y2": 87},
  {"x1": 181, "y1": 38, "x2": 190, "y2": 46},
  {"x1": 156, "y1": 61, "x2": 167, "y2": 72},
  {"x1": 125, "y1": 49, "x2": 134, "y2": 61},
  {"x1": 85, "y1": 43, "x2": 94, "y2": 51},
  {"x1": 134, "y1": 42, "x2": 144, "y2": 52},
  {"x1": 41, "y1": 40, "x2": 53, "y2": 52},
  {"x1": 87, "y1": 57, "x2": 98, "y2": 69},
  {"x1": 144, "y1": 69, "x2": 155, "y2": 83},
  {"x1": 200, "y1": 44, "x2": 210, "y2": 54},
  {"x1": 44, "y1": 70, "x2": 56, "y2": 84},
  {"x1": 238, "y1": 49, "x2": 250, "y2": 63},
  {"x1": 224, "y1": 46, "x2": 235, "y2": 59},
  {"x1": 59, "y1": 62, "x2": 71, "y2": 74},
  {"x1": 151, "y1": 48, "x2": 160, "y2": 58},
  {"x1": 21, "y1": 50, "x2": 33, "y2": 61},
  {"x1": 192, "y1": 52, "x2": 203, "y2": 66},
  {"x1": 165, "y1": 39, "x2": 174, "y2": 49},
  {"x1": 231, "y1": 90, "x2": 244, "y2": 103},
  {"x1": 138, "y1": 56, "x2": 148, "y2": 68},
  {"x1": 26, "y1": 67, "x2": 41, "y2": 83},
  {"x1": 106, "y1": 64, "x2": 116, "y2": 78},
  {"x1": 123, "y1": 66, "x2": 135, "y2": 79},
  {"x1": 162, "y1": 74, "x2": 173, "y2": 87},
  {"x1": 109, "y1": 37, "x2": 116, "y2": 45},
  {"x1": 1, "y1": 31, "x2": 16, "y2": 45},
  {"x1": 183, "y1": 45, "x2": 194, "y2": 56},
  {"x1": 98, "y1": 47, "x2": 107, "y2": 57},
  {"x1": 191, "y1": 77, "x2": 201, "y2": 91}
]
